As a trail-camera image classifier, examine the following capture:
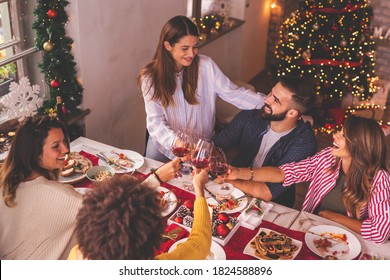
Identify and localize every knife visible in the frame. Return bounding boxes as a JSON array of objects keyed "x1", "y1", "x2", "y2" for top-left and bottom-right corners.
[
  {"x1": 95, "y1": 153, "x2": 128, "y2": 171},
  {"x1": 204, "y1": 187, "x2": 227, "y2": 205}
]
